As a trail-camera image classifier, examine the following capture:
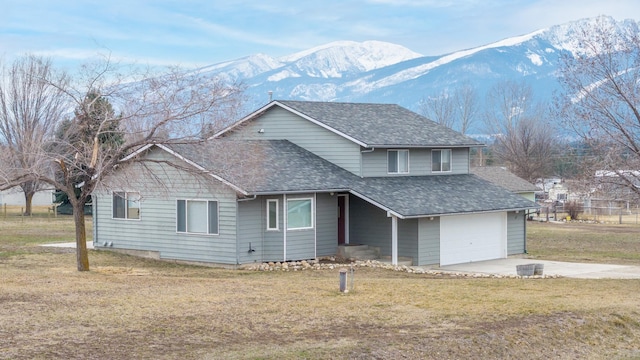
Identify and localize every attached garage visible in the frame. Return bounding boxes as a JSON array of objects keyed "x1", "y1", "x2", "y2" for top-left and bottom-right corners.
[{"x1": 440, "y1": 212, "x2": 507, "y2": 266}]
